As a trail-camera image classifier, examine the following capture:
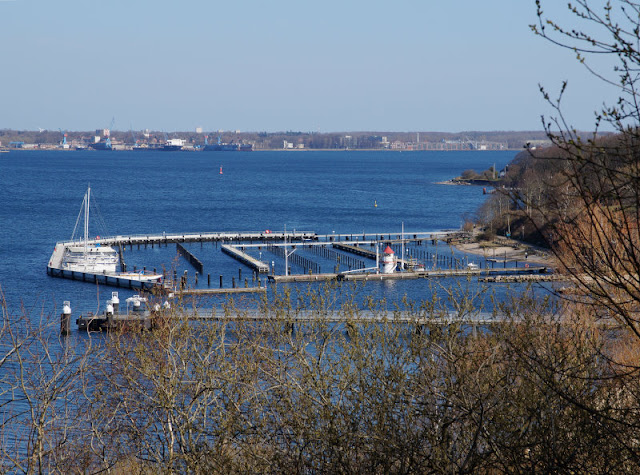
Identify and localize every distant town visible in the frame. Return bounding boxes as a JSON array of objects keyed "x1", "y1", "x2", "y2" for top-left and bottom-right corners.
[{"x1": 0, "y1": 128, "x2": 553, "y2": 152}]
